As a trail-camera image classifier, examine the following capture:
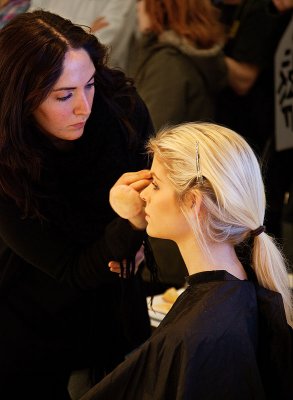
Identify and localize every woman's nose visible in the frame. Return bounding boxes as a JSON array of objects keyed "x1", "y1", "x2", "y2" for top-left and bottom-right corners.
[{"x1": 74, "y1": 94, "x2": 91, "y2": 116}]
